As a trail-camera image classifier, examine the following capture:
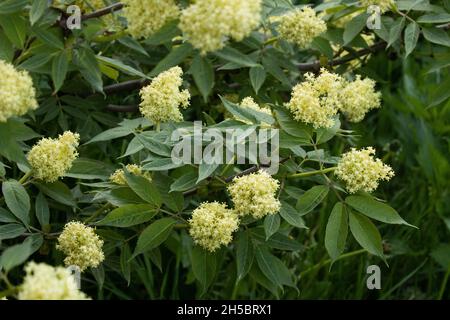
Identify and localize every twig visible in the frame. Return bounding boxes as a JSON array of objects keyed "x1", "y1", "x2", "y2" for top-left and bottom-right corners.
[
  {"x1": 103, "y1": 79, "x2": 150, "y2": 94},
  {"x1": 106, "y1": 104, "x2": 139, "y2": 112},
  {"x1": 297, "y1": 42, "x2": 387, "y2": 72},
  {"x1": 81, "y1": 3, "x2": 124, "y2": 21}
]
